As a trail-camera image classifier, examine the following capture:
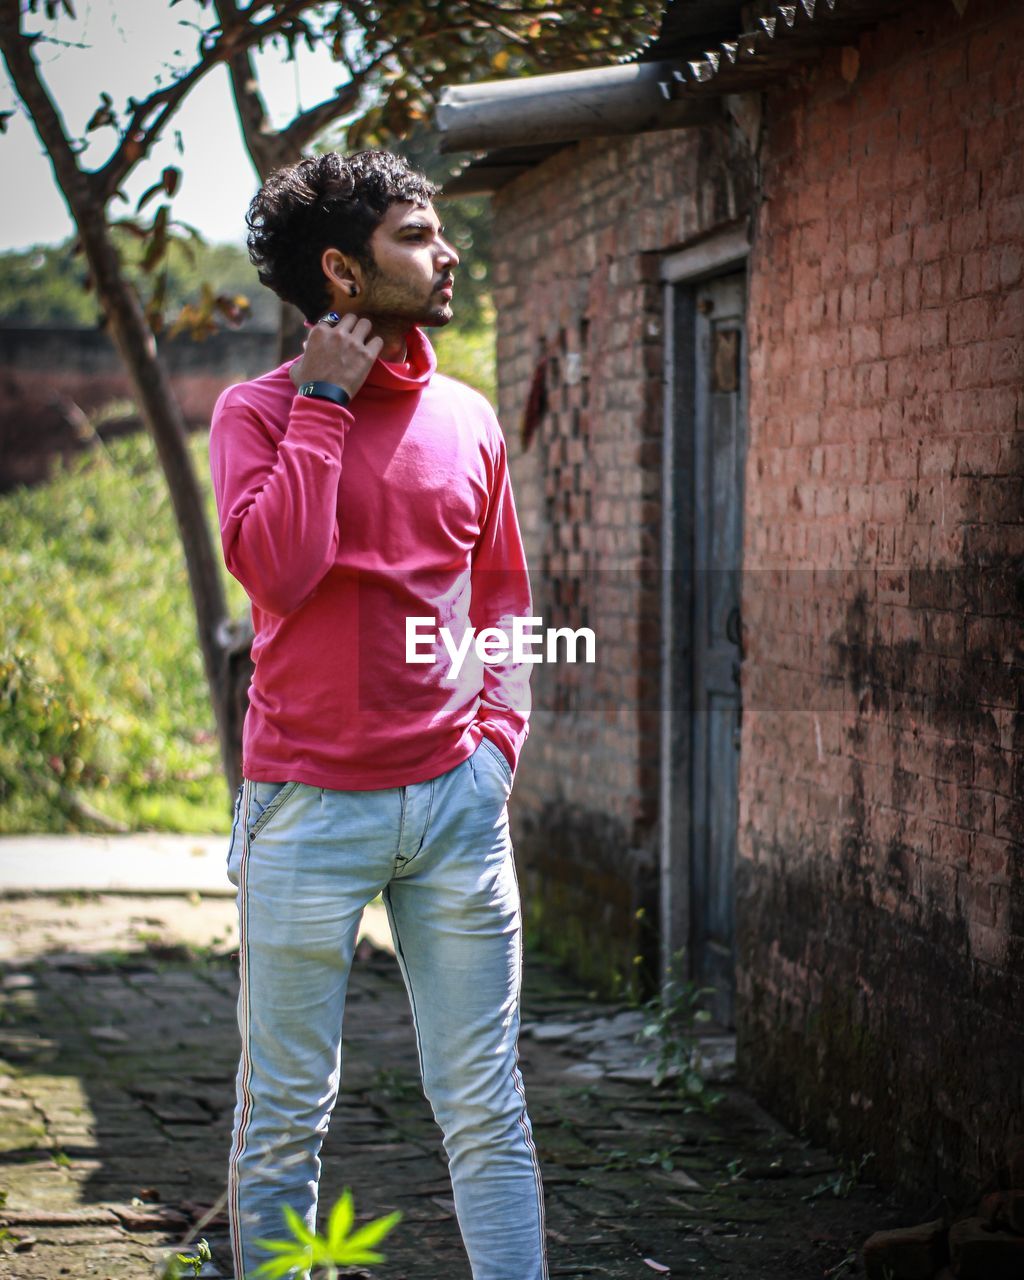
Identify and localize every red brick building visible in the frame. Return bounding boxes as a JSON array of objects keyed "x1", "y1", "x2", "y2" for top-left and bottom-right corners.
[{"x1": 434, "y1": 0, "x2": 1023, "y2": 1199}]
